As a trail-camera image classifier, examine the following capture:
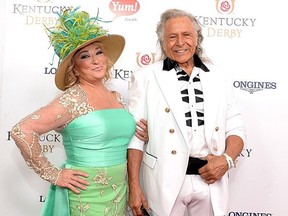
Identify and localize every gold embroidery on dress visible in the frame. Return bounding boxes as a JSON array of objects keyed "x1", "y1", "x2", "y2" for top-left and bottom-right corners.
[
  {"x1": 71, "y1": 195, "x2": 90, "y2": 216},
  {"x1": 113, "y1": 91, "x2": 126, "y2": 108},
  {"x1": 11, "y1": 85, "x2": 94, "y2": 184},
  {"x1": 92, "y1": 169, "x2": 125, "y2": 216},
  {"x1": 69, "y1": 166, "x2": 127, "y2": 215},
  {"x1": 93, "y1": 170, "x2": 112, "y2": 186}
]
